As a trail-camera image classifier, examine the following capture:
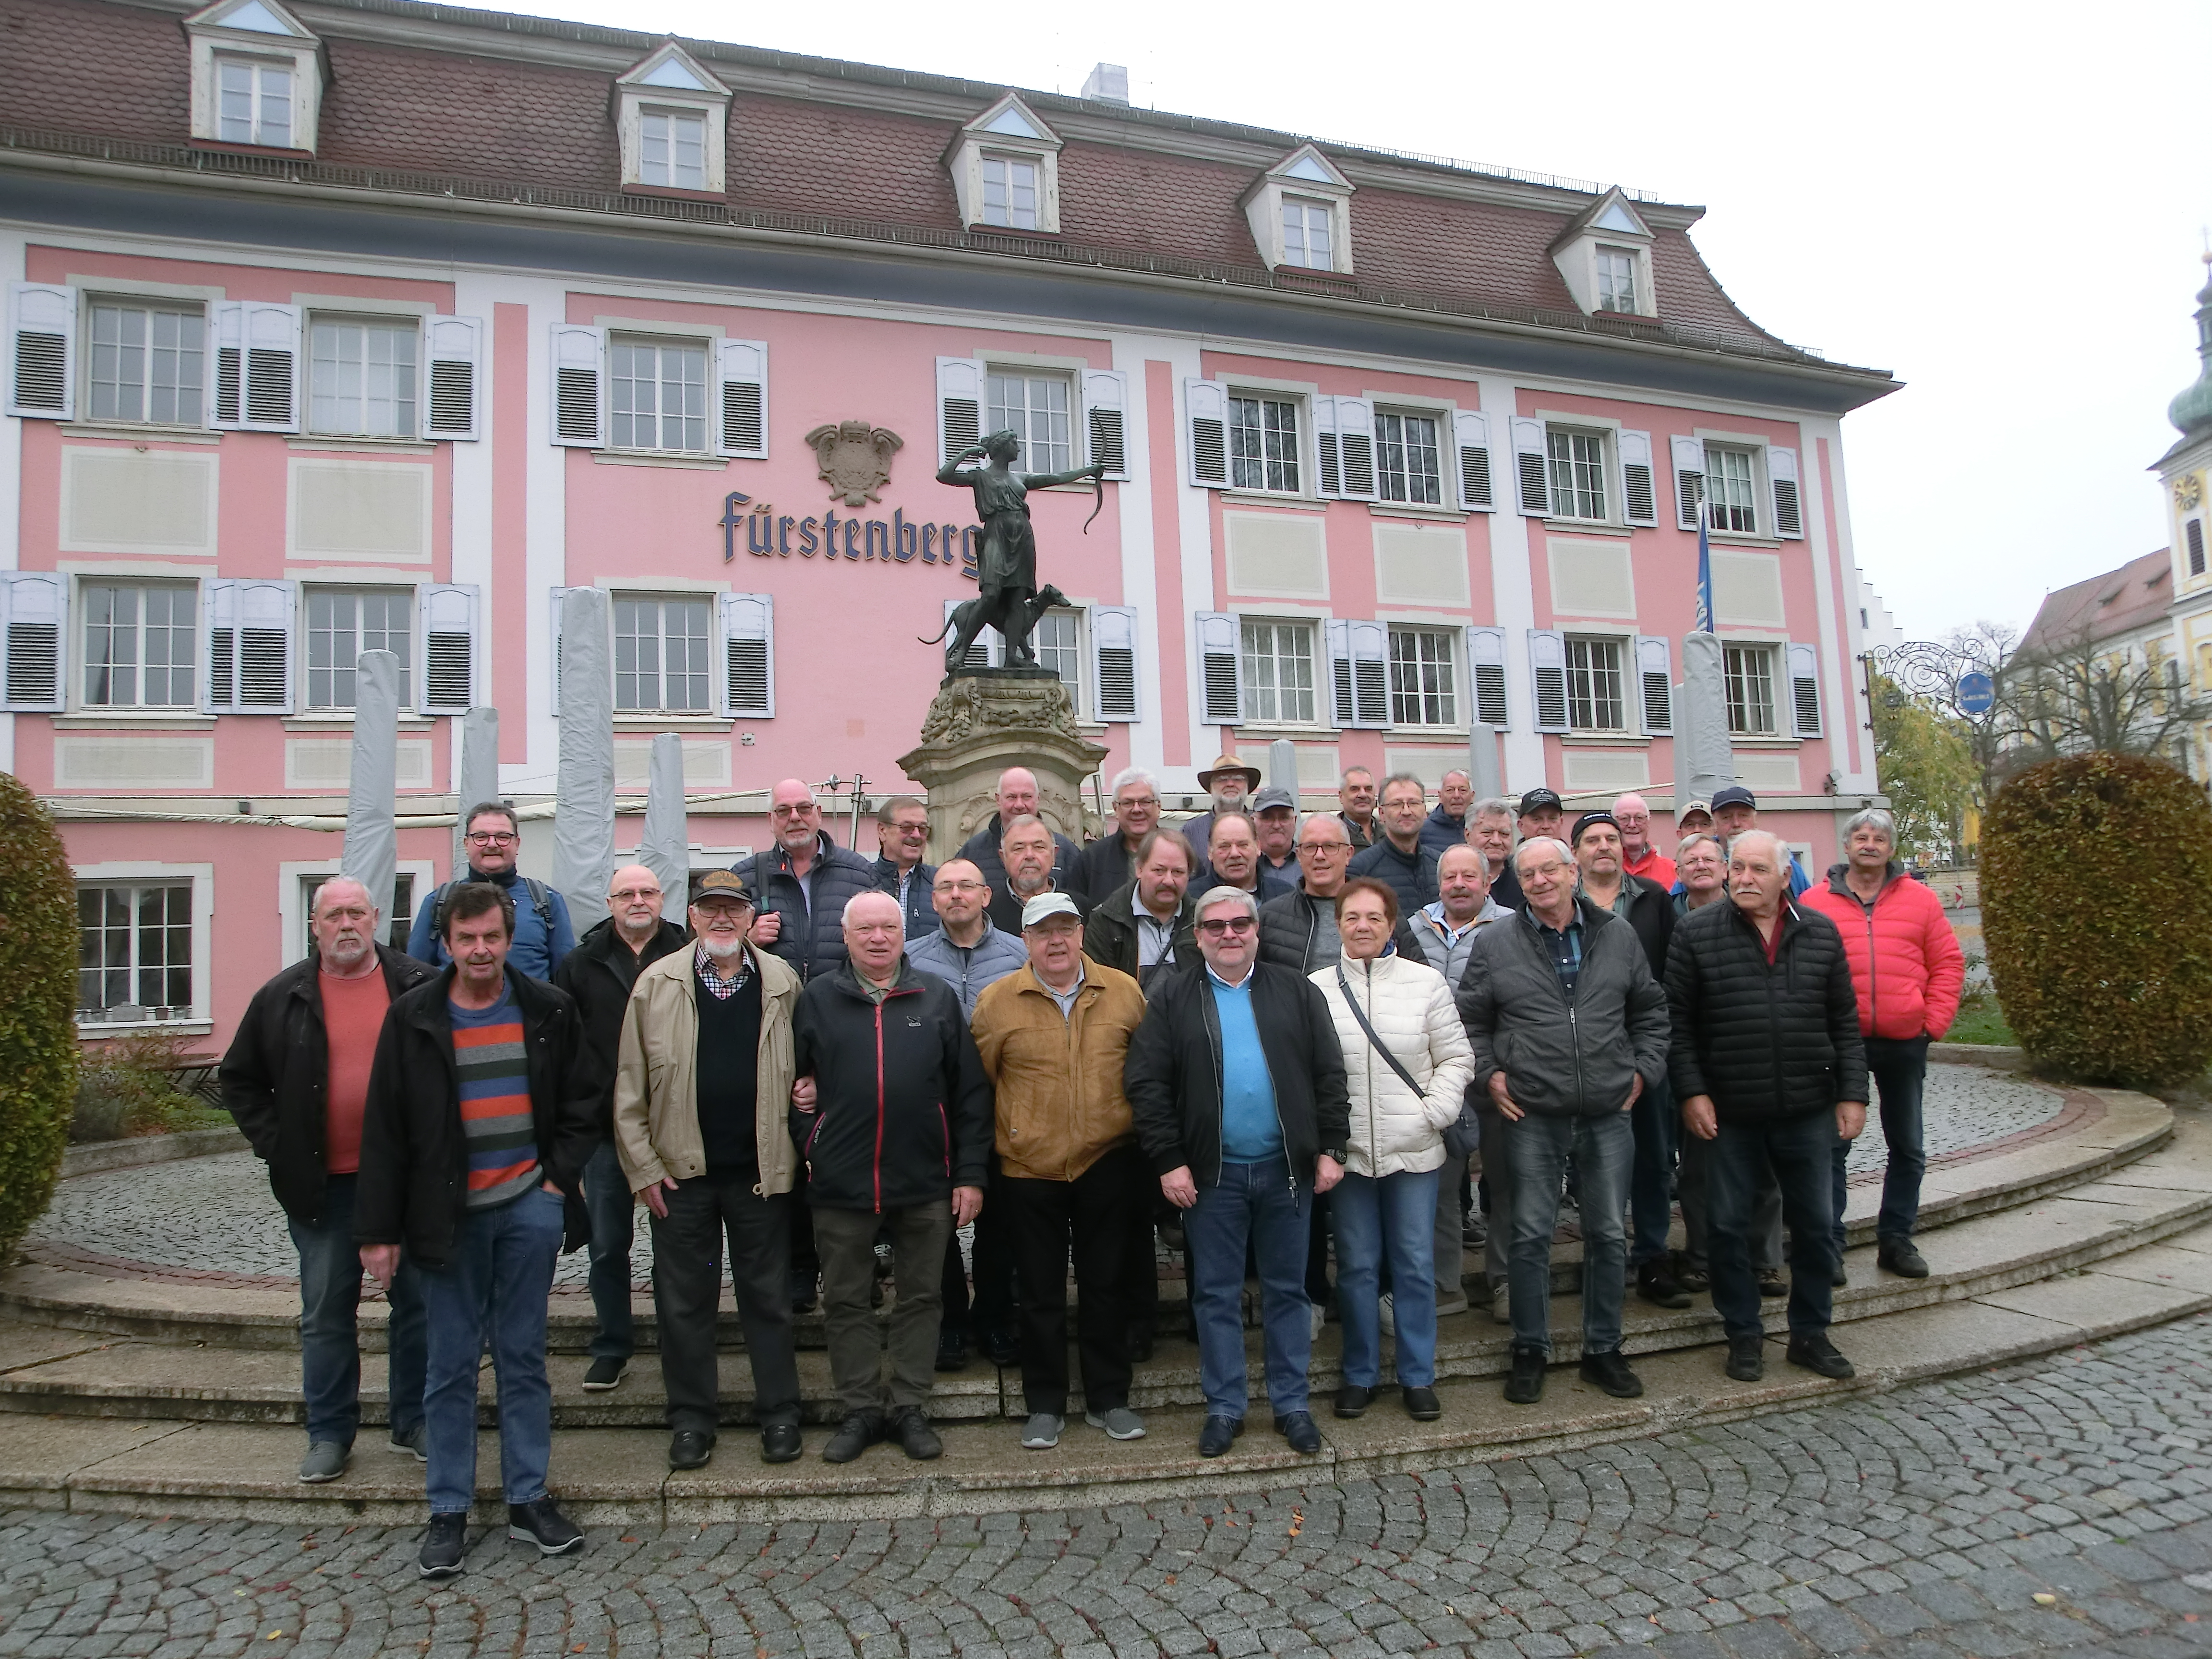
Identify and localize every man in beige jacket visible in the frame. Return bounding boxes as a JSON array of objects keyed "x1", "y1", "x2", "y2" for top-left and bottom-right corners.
[{"x1": 612, "y1": 870, "x2": 804, "y2": 1471}]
